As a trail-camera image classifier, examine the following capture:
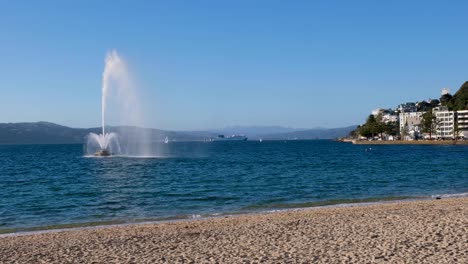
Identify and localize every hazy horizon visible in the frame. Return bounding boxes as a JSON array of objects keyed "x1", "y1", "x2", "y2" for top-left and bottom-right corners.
[{"x1": 0, "y1": 120, "x2": 356, "y2": 132}]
